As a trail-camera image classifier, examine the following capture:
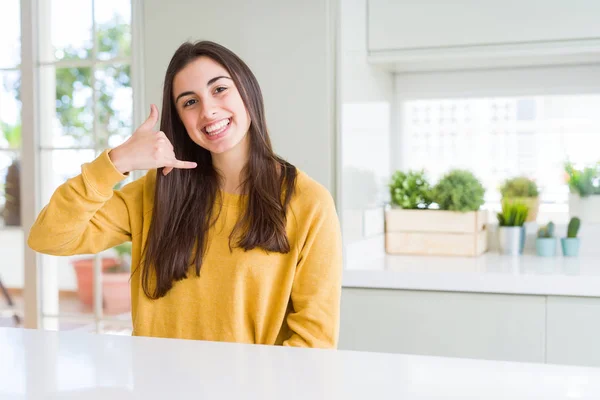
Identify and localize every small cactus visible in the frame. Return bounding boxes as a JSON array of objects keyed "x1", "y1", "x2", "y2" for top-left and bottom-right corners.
[
  {"x1": 567, "y1": 217, "x2": 581, "y2": 238},
  {"x1": 547, "y1": 221, "x2": 555, "y2": 237},
  {"x1": 537, "y1": 221, "x2": 555, "y2": 238}
]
